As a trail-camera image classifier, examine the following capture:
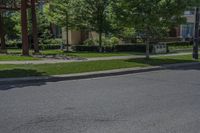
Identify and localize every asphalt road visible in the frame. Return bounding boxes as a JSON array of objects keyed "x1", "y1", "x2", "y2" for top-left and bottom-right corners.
[{"x1": 0, "y1": 64, "x2": 200, "y2": 133}]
